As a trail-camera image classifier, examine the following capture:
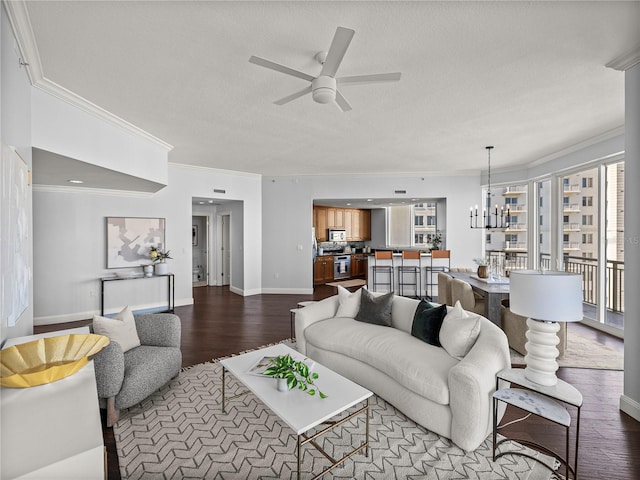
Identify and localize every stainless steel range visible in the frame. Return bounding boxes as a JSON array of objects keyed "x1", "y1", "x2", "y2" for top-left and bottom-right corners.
[{"x1": 334, "y1": 255, "x2": 351, "y2": 279}]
